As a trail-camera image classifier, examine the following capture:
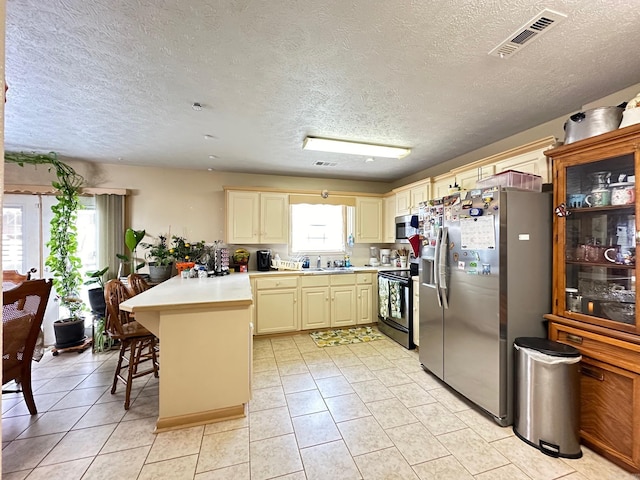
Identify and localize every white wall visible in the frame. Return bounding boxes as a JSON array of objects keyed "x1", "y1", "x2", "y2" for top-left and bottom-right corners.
[{"x1": 4, "y1": 163, "x2": 390, "y2": 242}]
